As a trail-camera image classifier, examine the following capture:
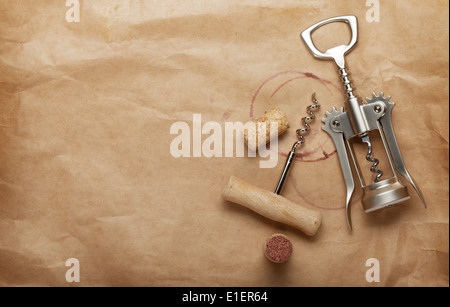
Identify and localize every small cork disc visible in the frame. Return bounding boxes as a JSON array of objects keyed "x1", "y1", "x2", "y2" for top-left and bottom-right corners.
[{"x1": 264, "y1": 234, "x2": 293, "y2": 263}]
